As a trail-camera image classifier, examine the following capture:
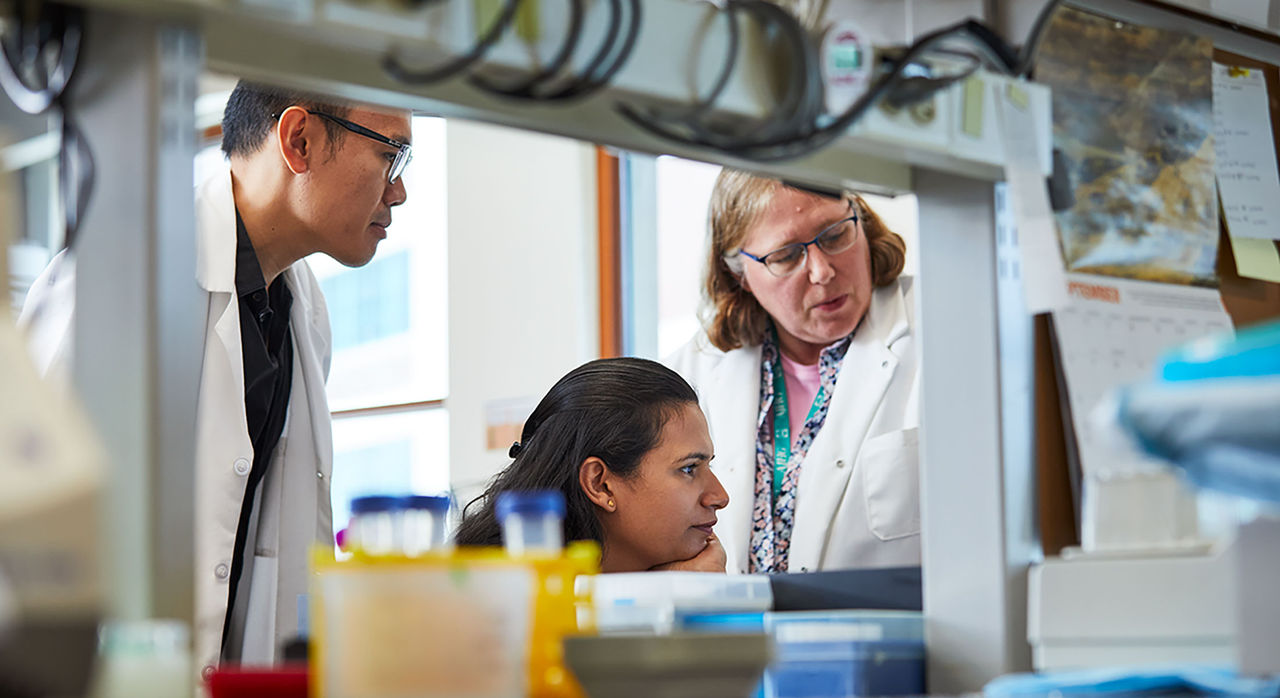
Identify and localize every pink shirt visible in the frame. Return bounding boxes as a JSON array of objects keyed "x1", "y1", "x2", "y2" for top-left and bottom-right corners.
[{"x1": 779, "y1": 353, "x2": 822, "y2": 448}]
